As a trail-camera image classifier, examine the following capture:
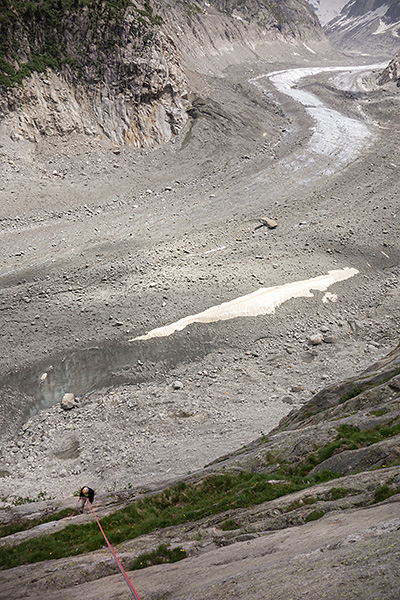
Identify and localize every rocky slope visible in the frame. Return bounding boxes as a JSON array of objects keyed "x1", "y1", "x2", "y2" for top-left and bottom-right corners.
[
  {"x1": 1, "y1": 344, "x2": 399, "y2": 599},
  {"x1": 378, "y1": 50, "x2": 400, "y2": 86},
  {"x1": 325, "y1": 0, "x2": 400, "y2": 56},
  {"x1": 0, "y1": 0, "x2": 188, "y2": 146},
  {"x1": 0, "y1": 0, "x2": 324, "y2": 147},
  {"x1": 0, "y1": 3, "x2": 399, "y2": 599}
]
